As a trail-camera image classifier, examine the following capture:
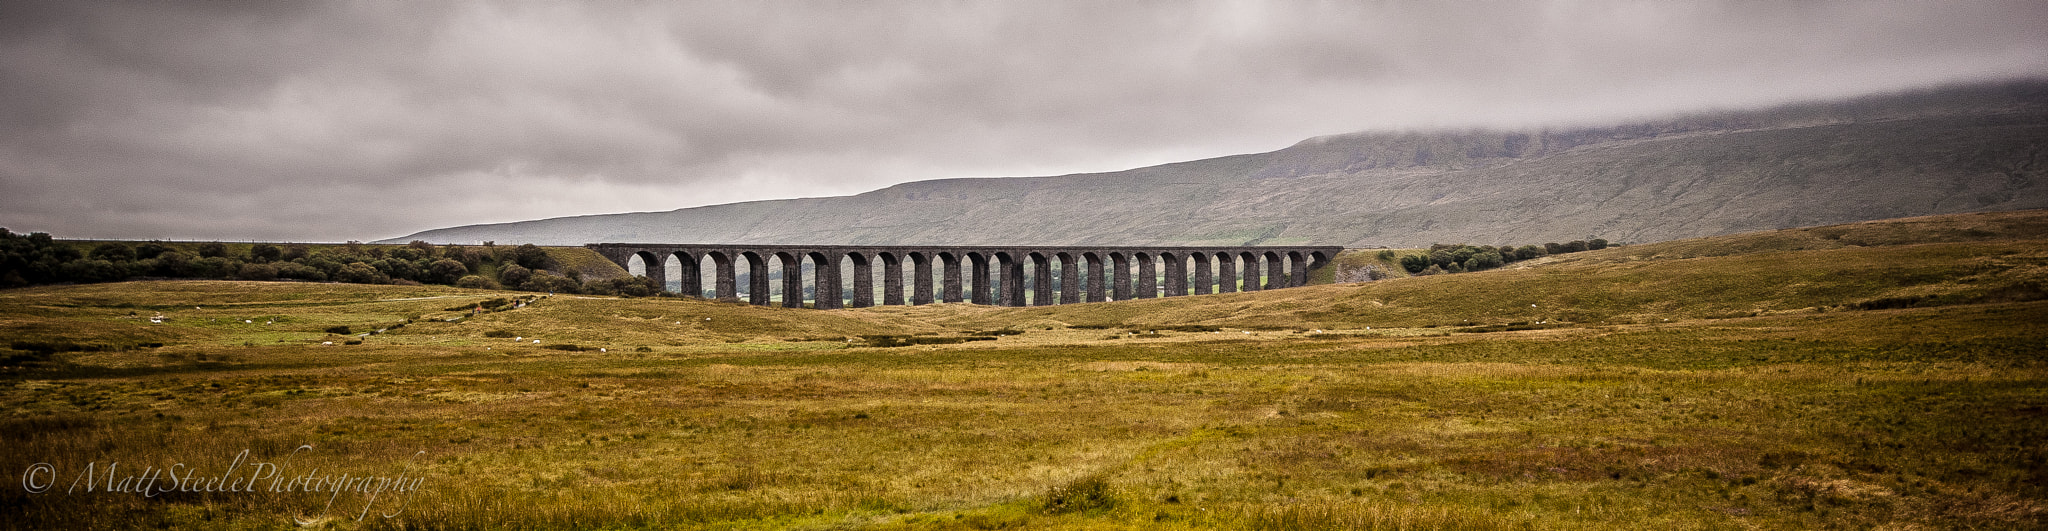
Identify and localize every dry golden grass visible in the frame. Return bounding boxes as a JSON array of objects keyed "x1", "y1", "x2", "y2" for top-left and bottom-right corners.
[{"x1": 2, "y1": 210, "x2": 2046, "y2": 529}]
